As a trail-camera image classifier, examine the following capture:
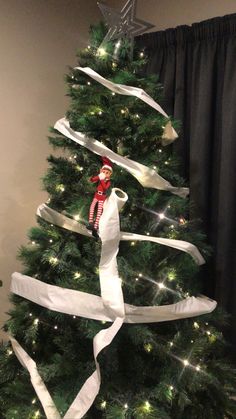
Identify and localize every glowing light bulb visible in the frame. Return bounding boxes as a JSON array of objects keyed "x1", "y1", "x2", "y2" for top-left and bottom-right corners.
[
  {"x1": 49, "y1": 239, "x2": 53, "y2": 243},
  {"x1": 146, "y1": 232, "x2": 150, "y2": 236},
  {"x1": 87, "y1": 45, "x2": 91, "y2": 49},
  {"x1": 32, "y1": 398, "x2": 36, "y2": 404},
  {"x1": 124, "y1": 403, "x2": 128, "y2": 409},
  {"x1": 112, "y1": 92, "x2": 115, "y2": 96},
  {"x1": 100, "y1": 400, "x2": 106, "y2": 409},
  {"x1": 73, "y1": 315, "x2": 76, "y2": 319},
  {"x1": 31, "y1": 241, "x2": 36, "y2": 245},
  {"x1": 144, "y1": 401, "x2": 151, "y2": 411},
  {"x1": 135, "y1": 277, "x2": 139, "y2": 281},
  {"x1": 206, "y1": 330, "x2": 211, "y2": 335},
  {"x1": 169, "y1": 342, "x2": 174, "y2": 347},
  {"x1": 49, "y1": 257, "x2": 58, "y2": 265},
  {"x1": 158, "y1": 282, "x2": 166, "y2": 289},
  {"x1": 74, "y1": 272, "x2": 81, "y2": 279},
  {"x1": 183, "y1": 359, "x2": 189, "y2": 366},
  {"x1": 195, "y1": 365, "x2": 201, "y2": 371},
  {"x1": 169, "y1": 385, "x2": 174, "y2": 390},
  {"x1": 54, "y1": 325, "x2": 58, "y2": 330},
  {"x1": 138, "y1": 273, "x2": 143, "y2": 277},
  {"x1": 33, "y1": 318, "x2": 39, "y2": 325},
  {"x1": 168, "y1": 270, "x2": 176, "y2": 281},
  {"x1": 29, "y1": 313, "x2": 33, "y2": 317},
  {"x1": 7, "y1": 349, "x2": 13, "y2": 356},
  {"x1": 140, "y1": 52, "x2": 144, "y2": 58},
  {"x1": 158, "y1": 149, "x2": 162, "y2": 153},
  {"x1": 193, "y1": 322, "x2": 200, "y2": 329},
  {"x1": 144, "y1": 343, "x2": 153, "y2": 353},
  {"x1": 97, "y1": 47, "x2": 107, "y2": 57},
  {"x1": 131, "y1": 241, "x2": 135, "y2": 246},
  {"x1": 56, "y1": 184, "x2": 65, "y2": 192},
  {"x1": 87, "y1": 81, "x2": 91, "y2": 85},
  {"x1": 121, "y1": 109, "x2": 125, "y2": 114},
  {"x1": 159, "y1": 213, "x2": 165, "y2": 219}
]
